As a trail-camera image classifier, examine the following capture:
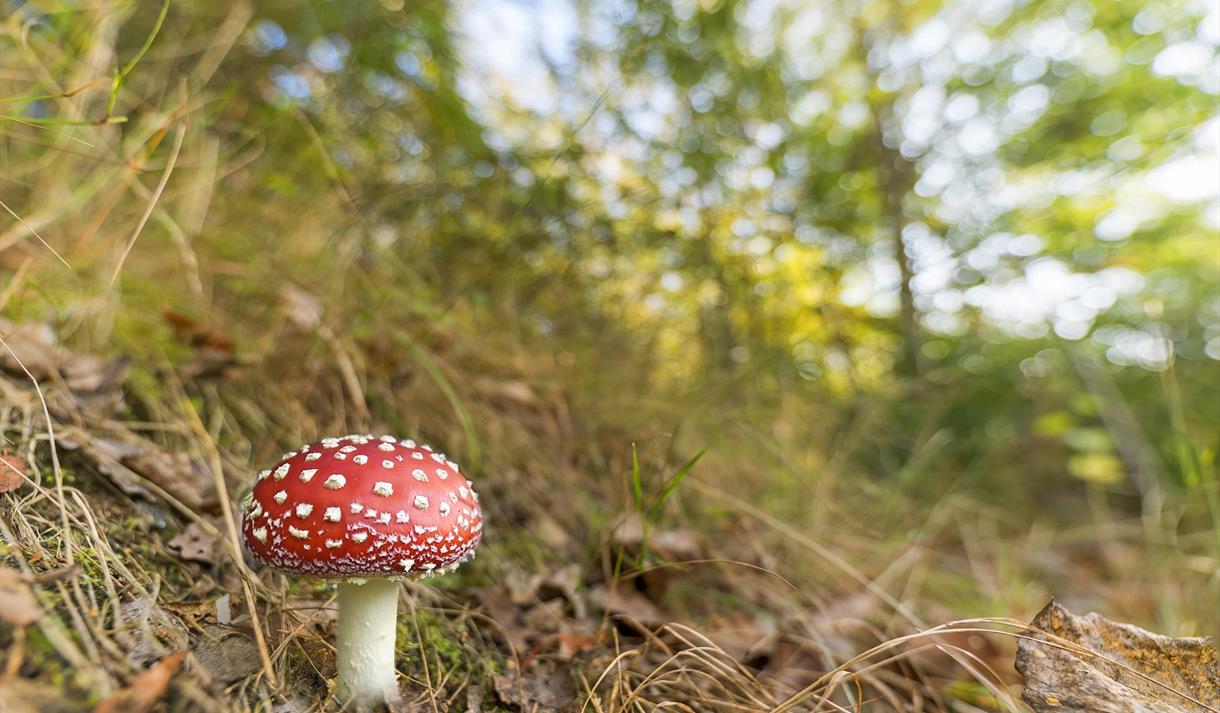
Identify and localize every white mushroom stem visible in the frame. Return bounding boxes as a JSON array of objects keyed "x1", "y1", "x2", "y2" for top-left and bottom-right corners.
[{"x1": 336, "y1": 578, "x2": 400, "y2": 705}]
